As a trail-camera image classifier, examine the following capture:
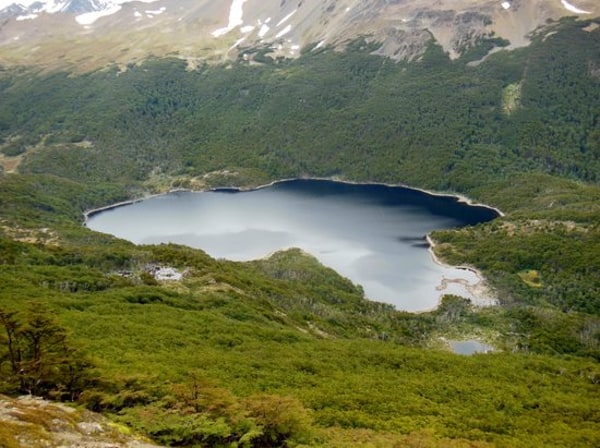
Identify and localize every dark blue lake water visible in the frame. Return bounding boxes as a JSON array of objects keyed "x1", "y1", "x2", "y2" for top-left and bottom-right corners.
[{"x1": 86, "y1": 179, "x2": 499, "y2": 311}]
